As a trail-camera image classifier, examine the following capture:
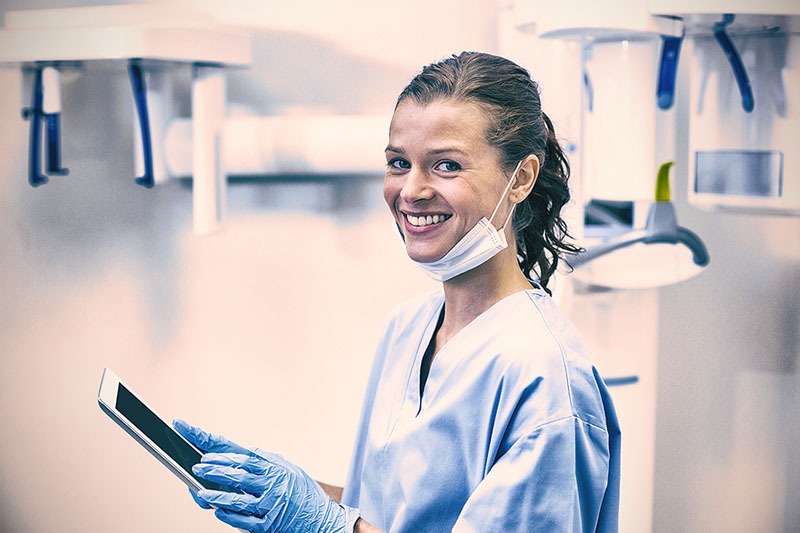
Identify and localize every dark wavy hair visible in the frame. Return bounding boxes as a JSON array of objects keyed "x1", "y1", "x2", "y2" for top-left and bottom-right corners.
[{"x1": 396, "y1": 51, "x2": 580, "y2": 292}]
